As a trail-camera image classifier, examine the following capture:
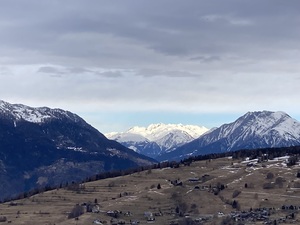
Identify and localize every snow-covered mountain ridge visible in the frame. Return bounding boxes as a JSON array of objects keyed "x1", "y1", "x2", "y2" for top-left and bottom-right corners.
[
  {"x1": 126, "y1": 123, "x2": 208, "y2": 140},
  {"x1": 106, "y1": 123, "x2": 208, "y2": 141},
  {"x1": 158, "y1": 111, "x2": 300, "y2": 161},
  {"x1": 0, "y1": 100, "x2": 81, "y2": 123},
  {"x1": 105, "y1": 123, "x2": 209, "y2": 158}
]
